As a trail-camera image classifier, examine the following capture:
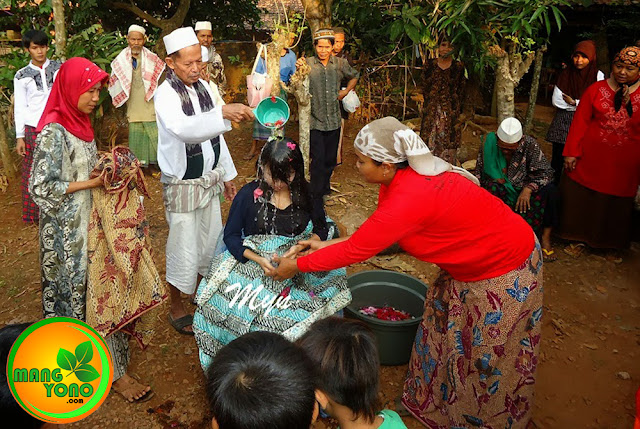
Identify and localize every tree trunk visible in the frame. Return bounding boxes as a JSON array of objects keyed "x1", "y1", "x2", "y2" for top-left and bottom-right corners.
[
  {"x1": 283, "y1": 63, "x2": 312, "y2": 178},
  {"x1": 51, "y1": 0, "x2": 67, "y2": 60},
  {"x1": 495, "y1": 57, "x2": 516, "y2": 124},
  {"x1": 0, "y1": 113, "x2": 16, "y2": 178},
  {"x1": 491, "y1": 43, "x2": 535, "y2": 124},
  {"x1": 300, "y1": 0, "x2": 333, "y2": 34},
  {"x1": 524, "y1": 45, "x2": 547, "y2": 134},
  {"x1": 113, "y1": 0, "x2": 191, "y2": 57}
]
